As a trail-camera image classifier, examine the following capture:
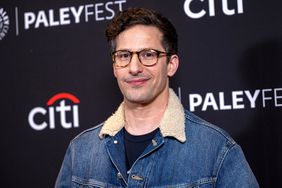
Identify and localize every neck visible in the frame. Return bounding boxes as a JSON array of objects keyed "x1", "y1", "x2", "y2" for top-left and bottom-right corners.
[{"x1": 124, "y1": 89, "x2": 169, "y2": 135}]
